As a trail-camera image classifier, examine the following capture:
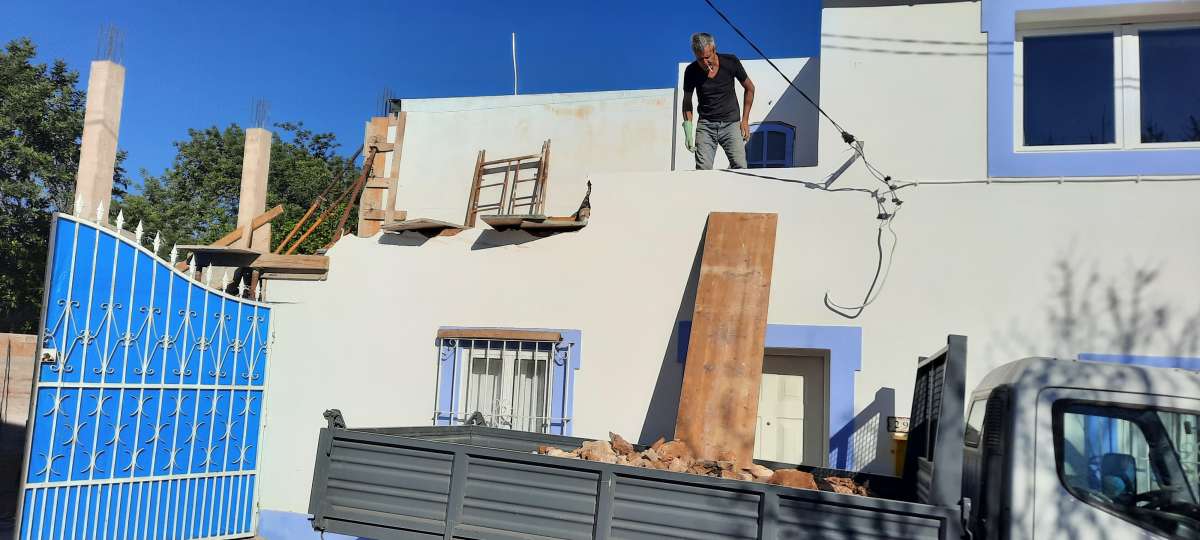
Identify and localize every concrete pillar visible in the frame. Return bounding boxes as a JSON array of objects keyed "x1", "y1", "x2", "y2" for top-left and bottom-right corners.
[
  {"x1": 72, "y1": 60, "x2": 125, "y2": 223},
  {"x1": 236, "y1": 127, "x2": 272, "y2": 251}
]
